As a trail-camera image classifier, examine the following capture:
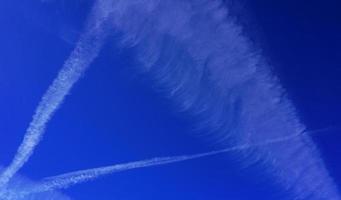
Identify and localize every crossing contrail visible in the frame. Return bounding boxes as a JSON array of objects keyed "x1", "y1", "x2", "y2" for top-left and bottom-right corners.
[
  {"x1": 0, "y1": 0, "x2": 112, "y2": 190},
  {"x1": 99, "y1": 0, "x2": 340, "y2": 198},
  {"x1": 1, "y1": 128, "x2": 336, "y2": 199},
  {"x1": 1, "y1": 0, "x2": 339, "y2": 199},
  {"x1": 17, "y1": 132, "x2": 308, "y2": 196}
]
